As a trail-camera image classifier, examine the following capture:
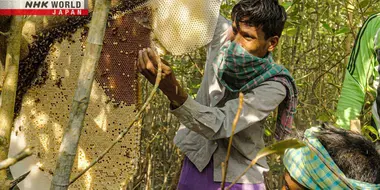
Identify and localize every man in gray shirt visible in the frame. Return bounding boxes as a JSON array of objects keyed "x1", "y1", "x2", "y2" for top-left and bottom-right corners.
[{"x1": 137, "y1": 0, "x2": 297, "y2": 189}]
